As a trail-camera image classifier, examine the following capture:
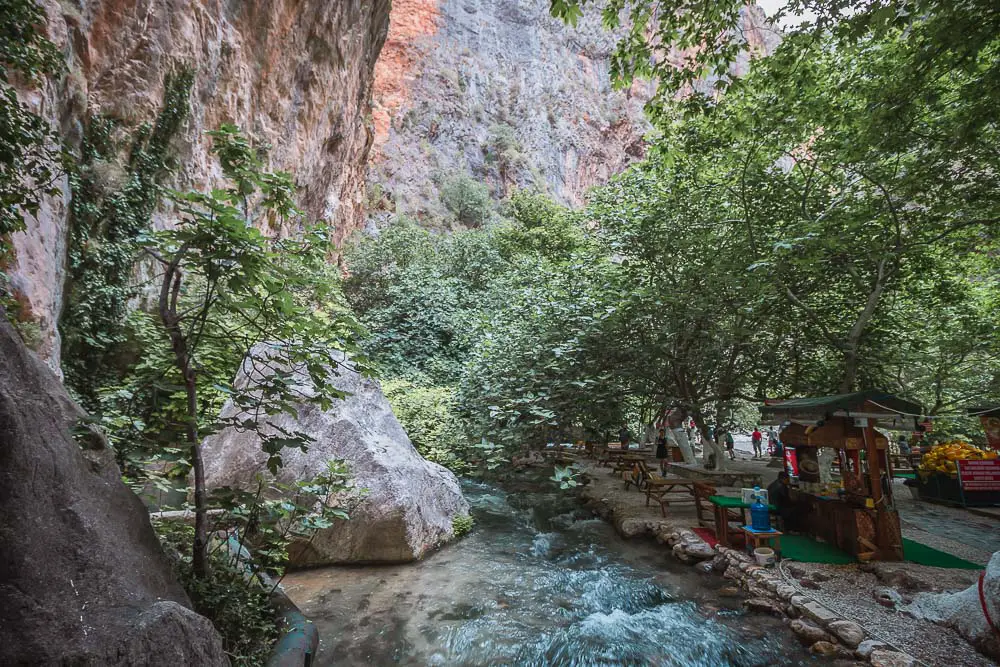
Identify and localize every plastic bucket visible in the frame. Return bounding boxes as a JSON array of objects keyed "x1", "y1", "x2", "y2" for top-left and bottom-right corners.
[{"x1": 754, "y1": 547, "x2": 776, "y2": 567}]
